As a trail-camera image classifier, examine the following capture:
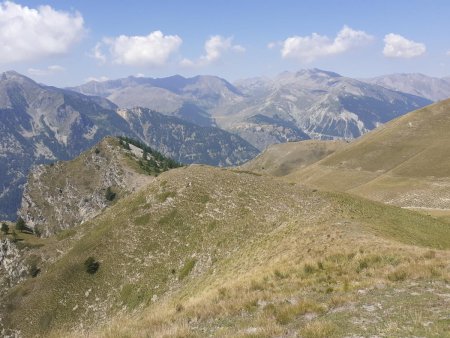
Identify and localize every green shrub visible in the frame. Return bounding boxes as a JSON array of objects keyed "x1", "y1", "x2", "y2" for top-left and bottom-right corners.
[
  {"x1": 34, "y1": 227, "x2": 42, "y2": 237},
  {"x1": 356, "y1": 260, "x2": 369, "y2": 273},
  {"x1": 29, "y1": 263, "x2": 41, "y2": 278},
  {"x1": 84, "y1": 257, "x2": 100, "y2": 274},
  {"x1": 304, "y1": 263, "x2": 315, "y2": 274},
  {"x1": 179, "y1": 259, "x2": 196, "y2": 280},
  {"x1": 105, "y1": 187, "x2": 116, "y2": 201},
  {"x1": 15, "y1": 217, "x2": 26, "y2": 232},
  {"x1": 1, "y1": 222, "x2": 8, "y2": 235}
]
